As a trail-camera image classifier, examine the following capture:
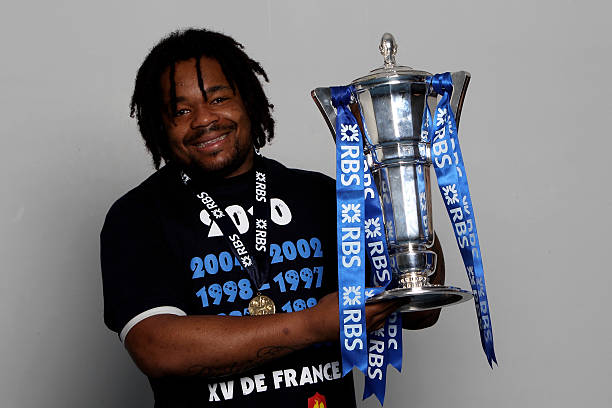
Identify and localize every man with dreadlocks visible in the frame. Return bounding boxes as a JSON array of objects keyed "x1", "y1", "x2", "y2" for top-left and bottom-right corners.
[{"x1": 101, "y1": 28, "x2": 442, "y2": 407}]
